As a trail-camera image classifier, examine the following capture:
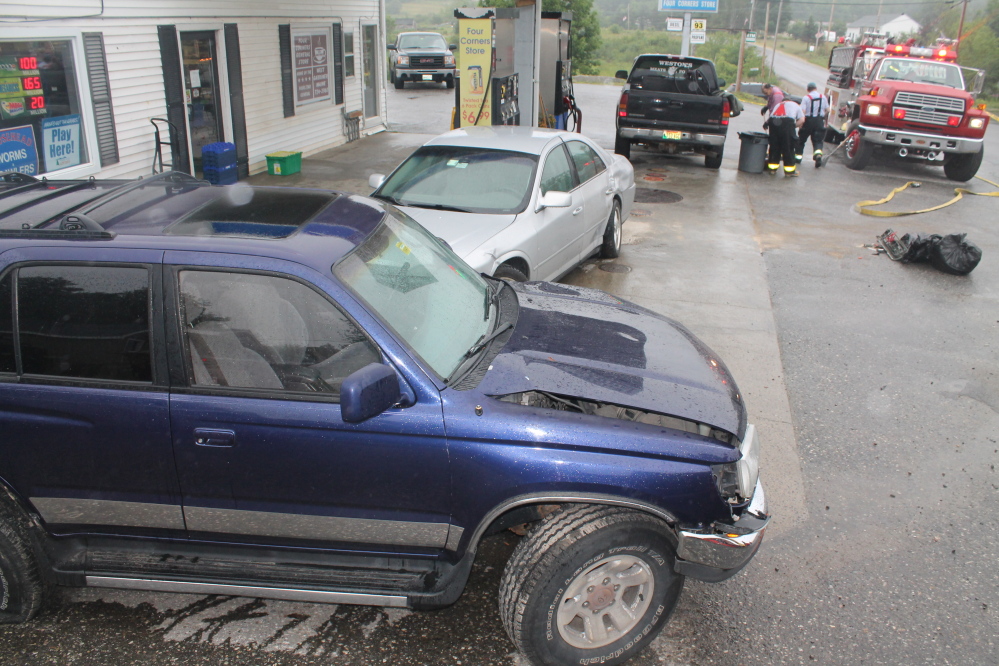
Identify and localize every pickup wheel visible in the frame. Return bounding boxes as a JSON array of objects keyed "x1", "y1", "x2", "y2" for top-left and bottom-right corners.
[
  {"x1": 0, "y1": 505, "x2": 45, "y2": 624},
  {"x1": 394, "y1": 75, "x2": 405, "y2": 90},
  {"x1": 600, "y1": 201, "x2": 622, "y2": 258},
  {"x1": 614, "y1": 135, "x2": 631, "y2": 160},
  {"x1": 704, "y1": 146, "x2": 724, "y2": 169},
  {"x1": 843, "y1": 121, "x2": 872, "y2": 171},
  {"x1": 446, "y1": 75, "x2": 455, "y2": 89},
  {"x1": 943, "y1": 148, "x2": 983, "y2": 182},
  {"x1": 499, "y1": 505, "x2": 683, "y2": 666}
]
